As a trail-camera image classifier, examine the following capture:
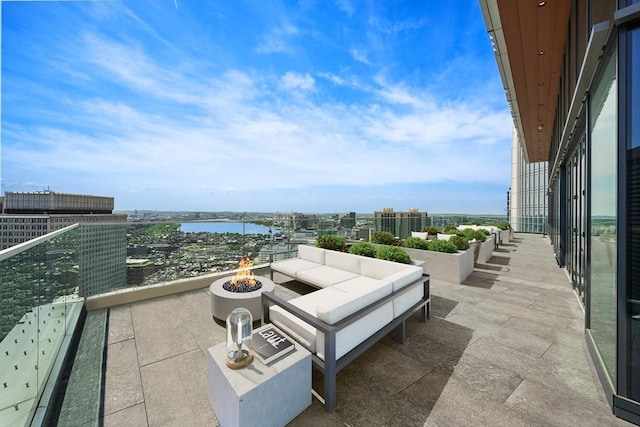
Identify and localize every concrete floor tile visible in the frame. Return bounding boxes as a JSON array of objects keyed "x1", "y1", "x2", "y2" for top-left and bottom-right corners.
[
  {"x1": 102, "y1": 403, "x2": 148, "y2": 427},
  {"x1": 450, "y1": 352, "x2": 524, "y2": 403},
  {"x1": 104, "y1": 339, "x2": 144, "y2": 416},
  {"x1": 131, "y1": 294, "x2": 200, "y2": 366},
  {"x1": 425, "y1": 377, "x2": 544, "y2": 427},
  {"x1": 140, "y1": 349, "x2": 217, "y2": 427},
  {"x1": 108, "y1": 305, "x2": 134, "y2": 344},
  {"x1": 505, "y1": 379, "x2": 633, "y2": 427}
]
